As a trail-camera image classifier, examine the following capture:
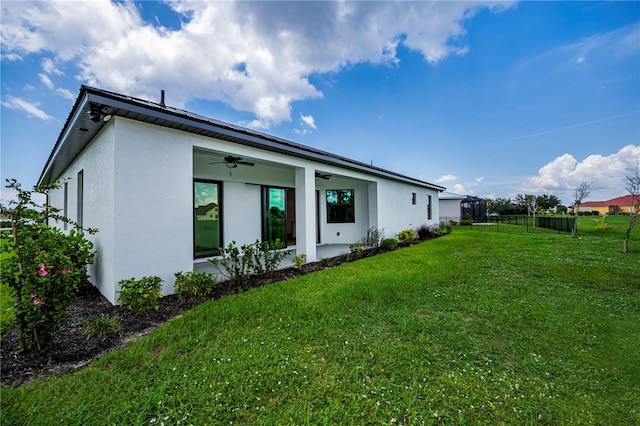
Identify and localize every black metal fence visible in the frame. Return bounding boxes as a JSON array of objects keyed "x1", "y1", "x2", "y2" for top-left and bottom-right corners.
[{"x1": 481, "y1": 215, "x2": 576, "y2": 234}]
